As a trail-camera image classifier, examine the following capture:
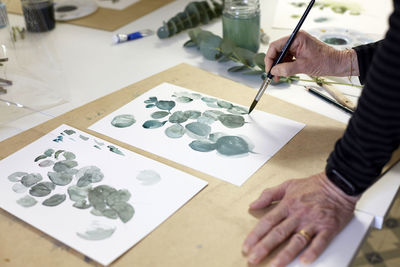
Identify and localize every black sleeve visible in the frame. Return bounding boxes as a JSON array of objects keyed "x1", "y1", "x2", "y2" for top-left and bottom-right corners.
[
  {"x1": 326, "y1": 0, "x2": 400, "y2": 195},
  {"x1": 353, "y1": 41, "x2": 382, "y2": 84}
]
